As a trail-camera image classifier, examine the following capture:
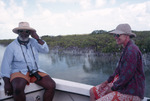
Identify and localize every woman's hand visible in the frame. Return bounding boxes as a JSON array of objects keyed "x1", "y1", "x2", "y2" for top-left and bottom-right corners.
[
  {"x1": 100, "y1": 81, "x2": 108, "y2": 89},
  {"x1": 105, "y1": 85, "x2": 112, "y2": 95}
]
